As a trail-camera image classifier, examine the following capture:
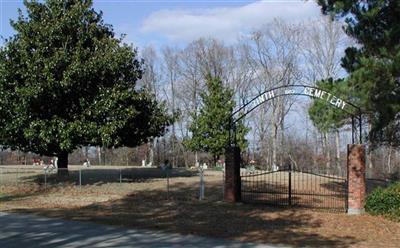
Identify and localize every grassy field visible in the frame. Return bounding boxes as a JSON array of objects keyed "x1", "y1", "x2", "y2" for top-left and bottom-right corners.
[{"x1": 0, "y1": 165, "x2": 399, "y2": 247}]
